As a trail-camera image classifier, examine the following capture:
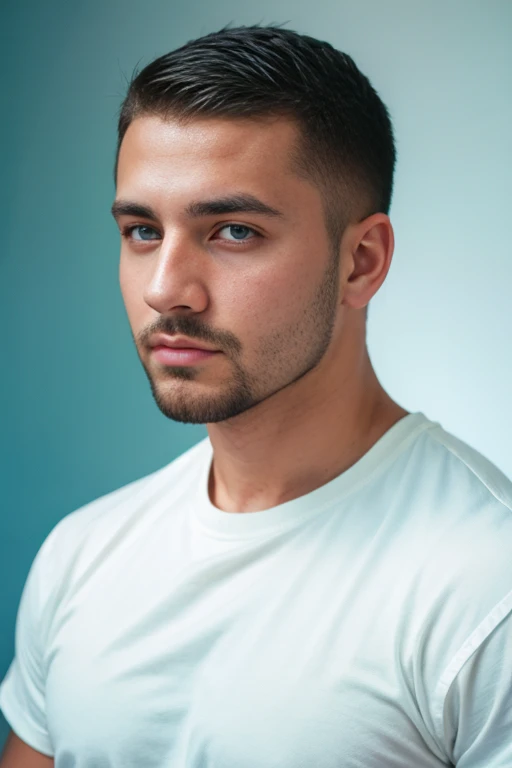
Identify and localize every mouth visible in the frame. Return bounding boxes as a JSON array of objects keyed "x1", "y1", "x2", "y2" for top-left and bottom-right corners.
[{"x1": 151, "y1": 345, "x2": 221, "y2": 366}]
